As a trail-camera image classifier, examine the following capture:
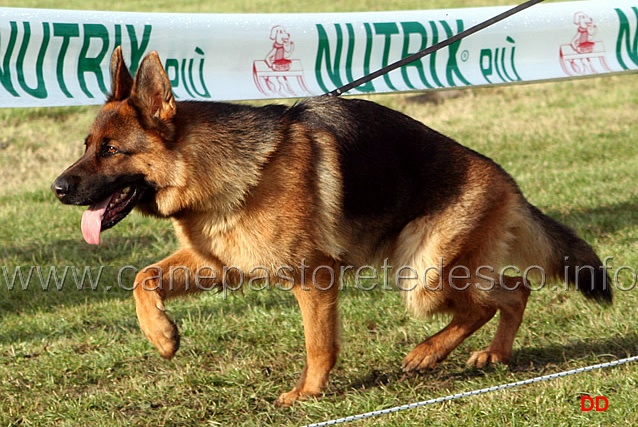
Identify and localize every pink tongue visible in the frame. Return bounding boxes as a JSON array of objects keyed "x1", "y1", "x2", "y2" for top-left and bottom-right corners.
[{"x1": 80, "y1": 196, "x2": 112, "y2": 245}]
